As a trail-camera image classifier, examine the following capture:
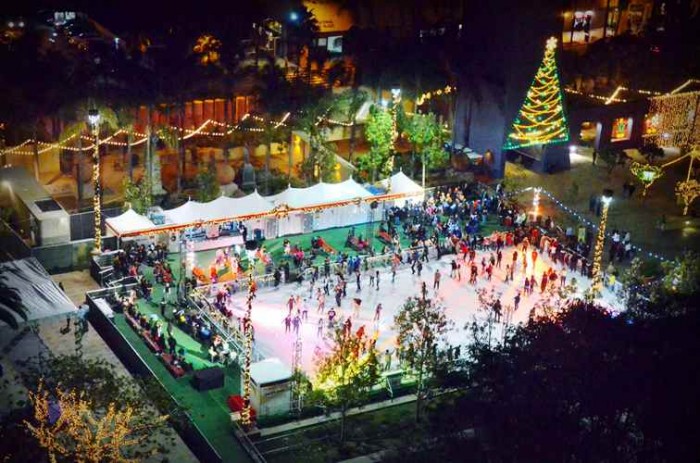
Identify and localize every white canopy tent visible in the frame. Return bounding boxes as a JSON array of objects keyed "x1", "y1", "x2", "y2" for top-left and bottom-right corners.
[
  {"x1": 265, "y1": 181, "x2": 375, "y2": 236},
  {"x1": 379, "y1": 171, "x2": 424, "y2": 206},
  {"x1": 106, "y1": 178, "x2": 419, "y2": 240},
  {"x1": 105, "y1": 209, "x2": 157, "y2": 236}
]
